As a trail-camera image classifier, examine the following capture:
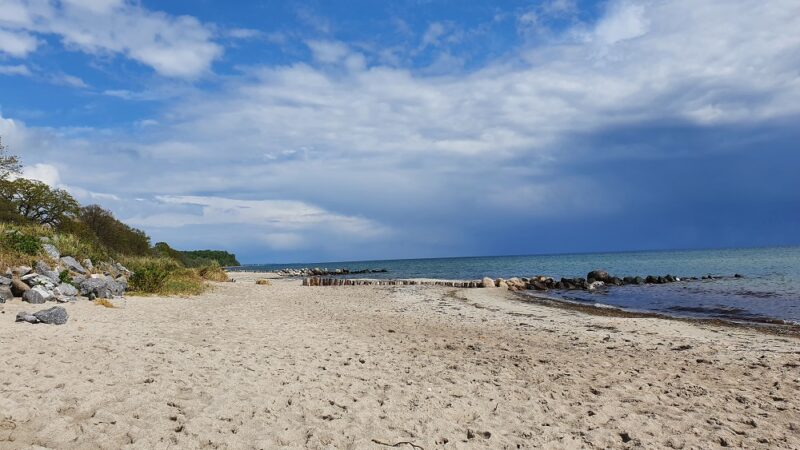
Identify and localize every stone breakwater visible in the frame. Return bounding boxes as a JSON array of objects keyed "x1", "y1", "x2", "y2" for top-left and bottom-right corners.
[
  {"x1": 303, "y1": 269, "x2": 745, "y2": 292},
  {"x1": 276, "y1": 267, "x2": 388, "y2": 277},
  {"x1": 303, "y1": 278, "x2": 482, "y2": 287}
]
